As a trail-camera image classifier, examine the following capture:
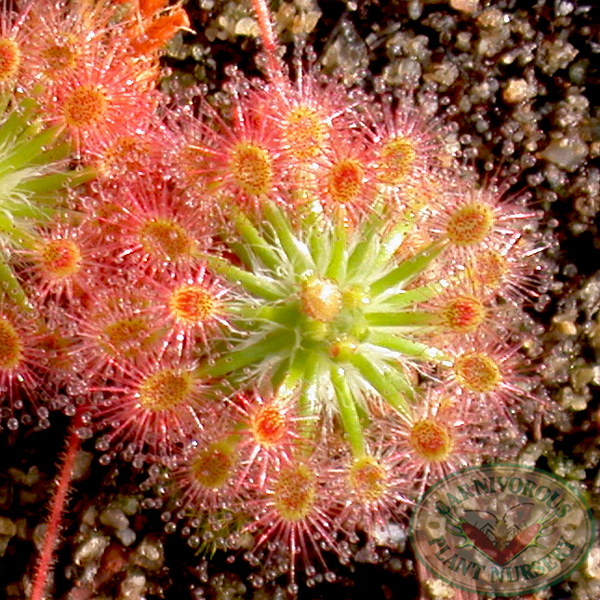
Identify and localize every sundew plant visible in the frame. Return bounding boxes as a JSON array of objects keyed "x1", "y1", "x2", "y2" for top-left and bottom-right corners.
[{"x1": 0, "y1": 0, "x2": 562, "y2": 598}]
